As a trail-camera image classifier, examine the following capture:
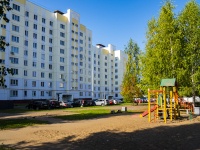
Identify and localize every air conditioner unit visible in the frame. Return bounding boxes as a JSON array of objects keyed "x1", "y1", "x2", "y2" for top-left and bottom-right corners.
[{"x1": 10, "y1": 52, "x2": 14, "y2": 55}]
